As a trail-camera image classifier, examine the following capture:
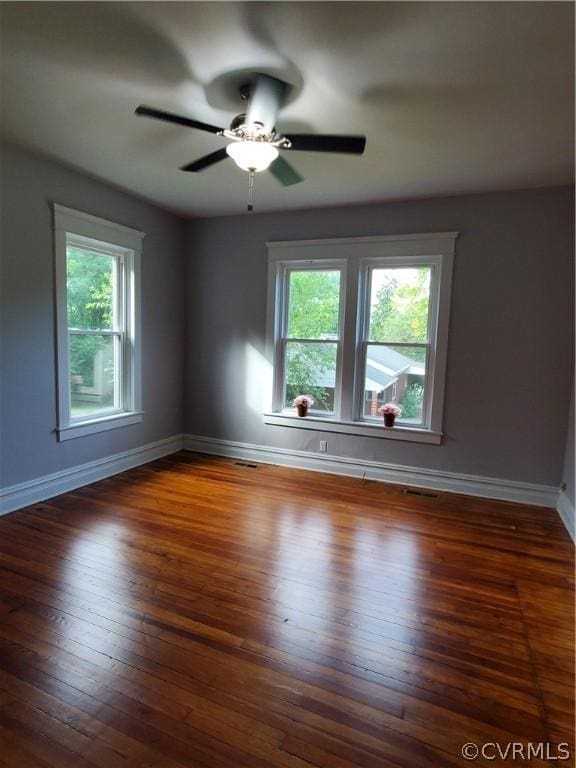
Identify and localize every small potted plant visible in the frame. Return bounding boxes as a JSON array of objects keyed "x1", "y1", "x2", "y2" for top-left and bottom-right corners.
[
  {"x1": 378, "y1": 402, "x2": 402, "y2": 427},
  {"x1": 293, "y1": 394, "x2": 314, "y2": 417}
]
